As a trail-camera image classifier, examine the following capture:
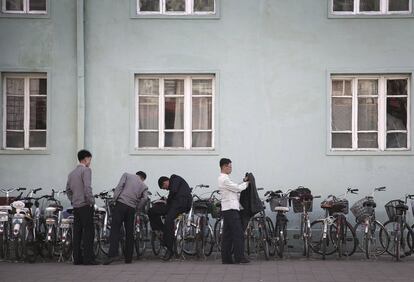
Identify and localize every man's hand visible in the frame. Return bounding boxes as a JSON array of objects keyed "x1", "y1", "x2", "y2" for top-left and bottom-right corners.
[{"x1": 243, "y1": 176, "x2": 249, "y2": 182}]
